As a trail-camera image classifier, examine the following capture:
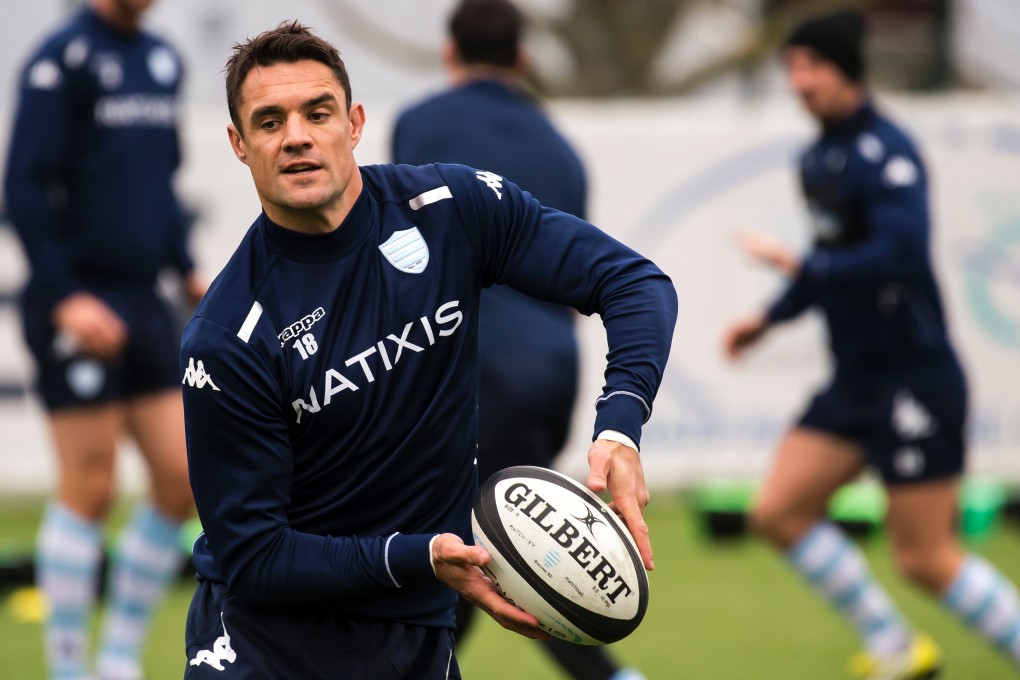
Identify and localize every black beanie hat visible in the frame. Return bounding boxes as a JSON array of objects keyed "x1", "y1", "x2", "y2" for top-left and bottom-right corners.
[{"x1": 785, "y1": 10, "x2": 866, "y2": 82}]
